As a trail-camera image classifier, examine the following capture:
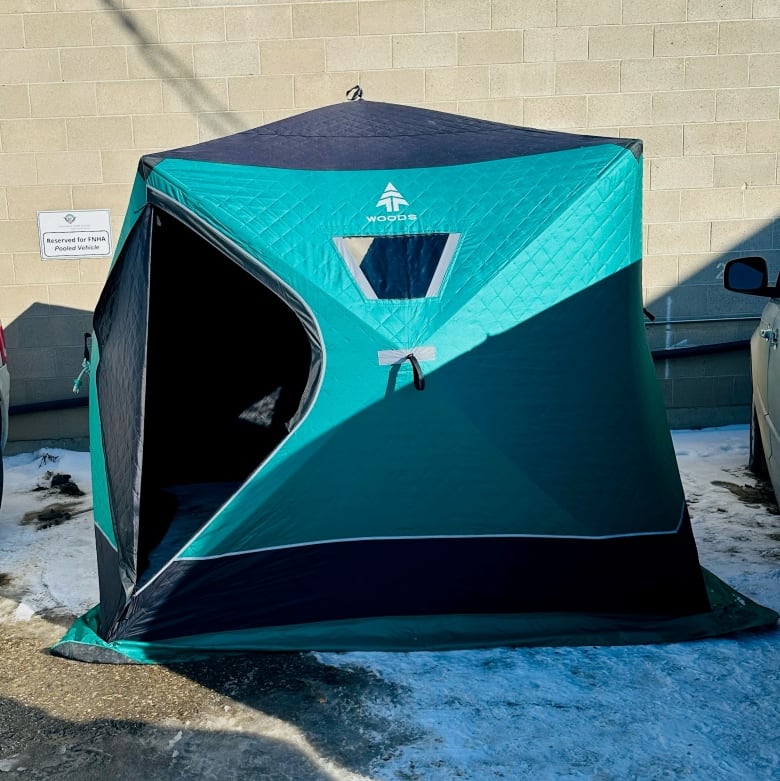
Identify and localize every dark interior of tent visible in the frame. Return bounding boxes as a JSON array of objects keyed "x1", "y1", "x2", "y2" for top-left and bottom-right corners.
[{"x1": 136, "y1": 207, "x2": 313, "y2": 582}]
